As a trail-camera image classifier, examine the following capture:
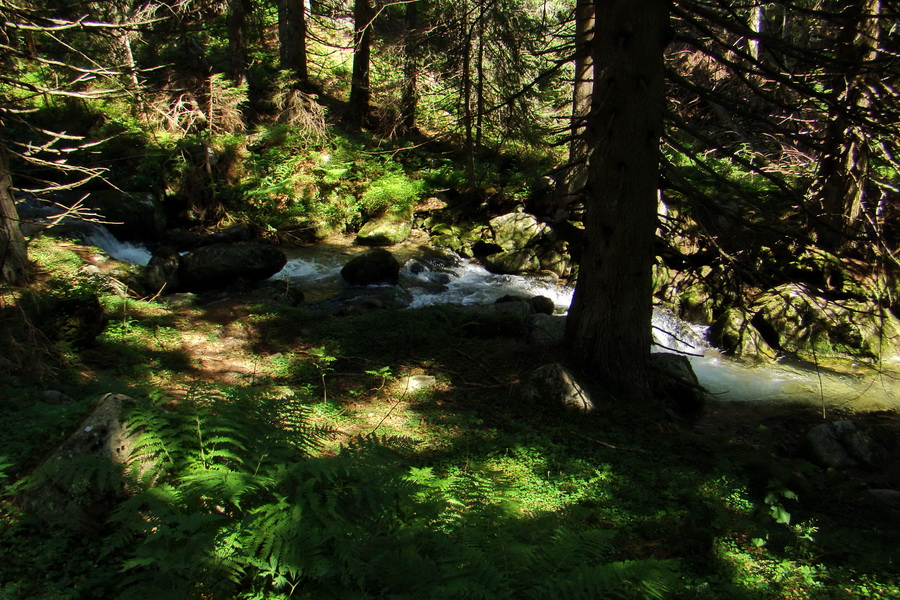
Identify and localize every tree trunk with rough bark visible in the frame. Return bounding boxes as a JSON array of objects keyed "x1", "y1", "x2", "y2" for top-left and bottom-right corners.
[
  {"x1": 348, "y1": 0, "x2": 373, "y2": 128},
  {"x1": 564, "y1": 0, "x2": 670, "y2": 403},
  {"x1": 399, "y1": 0, "x2": 419, "y2": 133},
  {"x1": 0, "y1": 143, "x2": 29, "y2": 286},
  {"x1": 227, "y1": 0, "x2": 249, "y2": 86},
  {"x1": 562, "y1": 0, "x2": 594, "y2": 206},
  {"x1": 279, "y1": 0, "x2": 308, "y2": 85}
]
